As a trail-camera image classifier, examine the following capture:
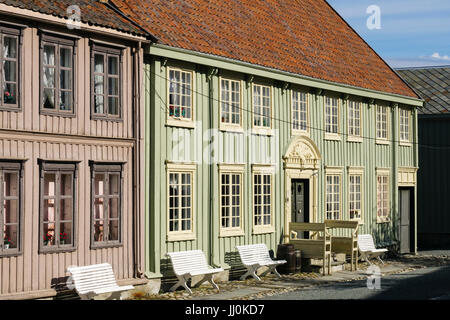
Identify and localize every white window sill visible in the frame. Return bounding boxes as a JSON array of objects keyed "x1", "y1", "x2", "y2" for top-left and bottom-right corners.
[
  {"x1": 219, "y1": 229, "x2": 245, "y2": 238},
  {"x1": 166, "y1": 118, "x2": 195, "y2": 129},
  {"x1": 252, "y1": 127, "x2": 274, "y2": 136},
  {"x1": 376, "y1": 217, "x2": 391, "y2": 224},
  {"x1": 292, "y1": 130, "x2": 309, "y2": 137},
  {"x1": 219, "y1": 124, "x2": 244, "y2": 133},
  {"x1": 325, "y1": 133, "x2": 341, "y2": 141},
  {"x1": 252, "y1": 226, "x2": 275, "y2": 235},
  {"x1": 399, "y1": 141, "x2": 412, "y2": 147},
  {"x1": 376, "y1": 139, "x2": 390, "y2": 145},
  {"x1": 347, "y1": 136, "x2": 363, "y2": 143},
  {"x1": 166, "y1": 232, "x2": 196, "y2": 242}
]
